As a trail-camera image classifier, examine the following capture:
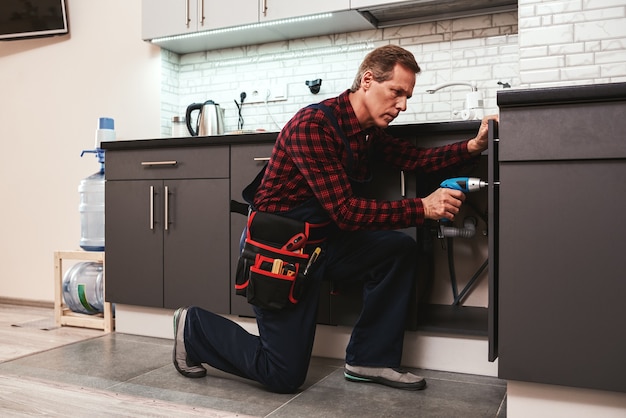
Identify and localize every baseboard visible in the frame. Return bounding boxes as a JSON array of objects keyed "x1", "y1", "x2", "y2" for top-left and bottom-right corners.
[{"x1": 0, "y1": 297, "x2": 54, "y2": 309}]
